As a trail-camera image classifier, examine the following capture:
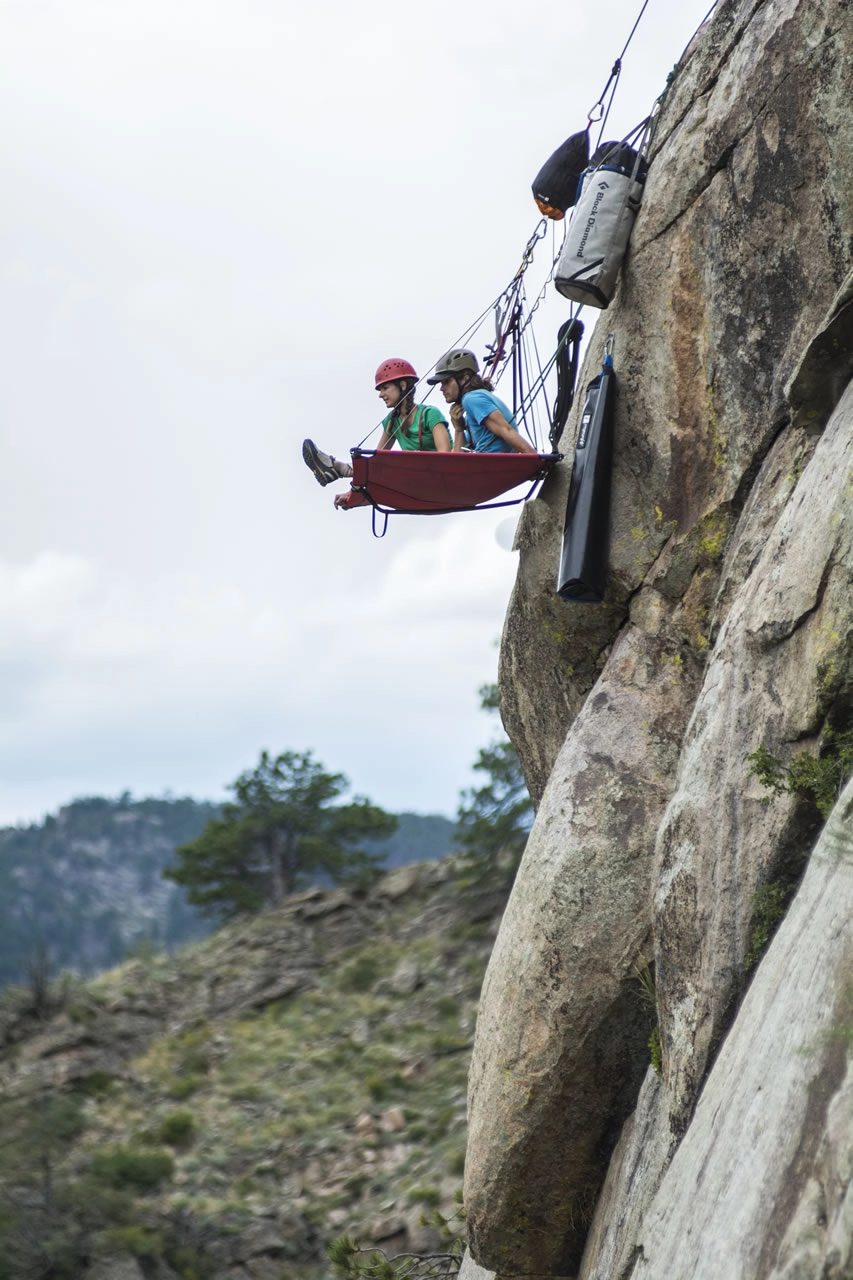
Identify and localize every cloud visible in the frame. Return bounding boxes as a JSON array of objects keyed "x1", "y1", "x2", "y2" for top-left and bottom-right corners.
[{"x1": 0, "y1": 525, "x2": 517, "y2": 822}]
